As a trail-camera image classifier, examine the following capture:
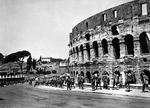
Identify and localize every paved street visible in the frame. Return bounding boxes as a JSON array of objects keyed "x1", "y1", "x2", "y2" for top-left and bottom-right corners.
[{"x1": 0, "y1": 84, "x2": 150, "y2": 108}]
